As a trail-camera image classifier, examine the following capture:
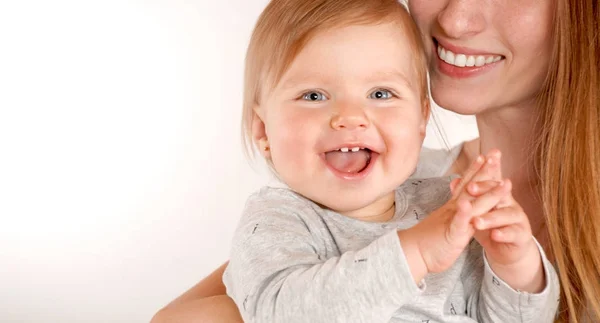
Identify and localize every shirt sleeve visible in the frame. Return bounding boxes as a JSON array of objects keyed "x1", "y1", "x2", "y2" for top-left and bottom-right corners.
[
  {"x1": 223, "y1": 193, "x2": 425, "y2": 323},
  {"x1": 412, "y1": 145, "x2": 462, "y2": 178},
  {"x1": 463, "y1": 238, "x2": 560, "y2": 322}
]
